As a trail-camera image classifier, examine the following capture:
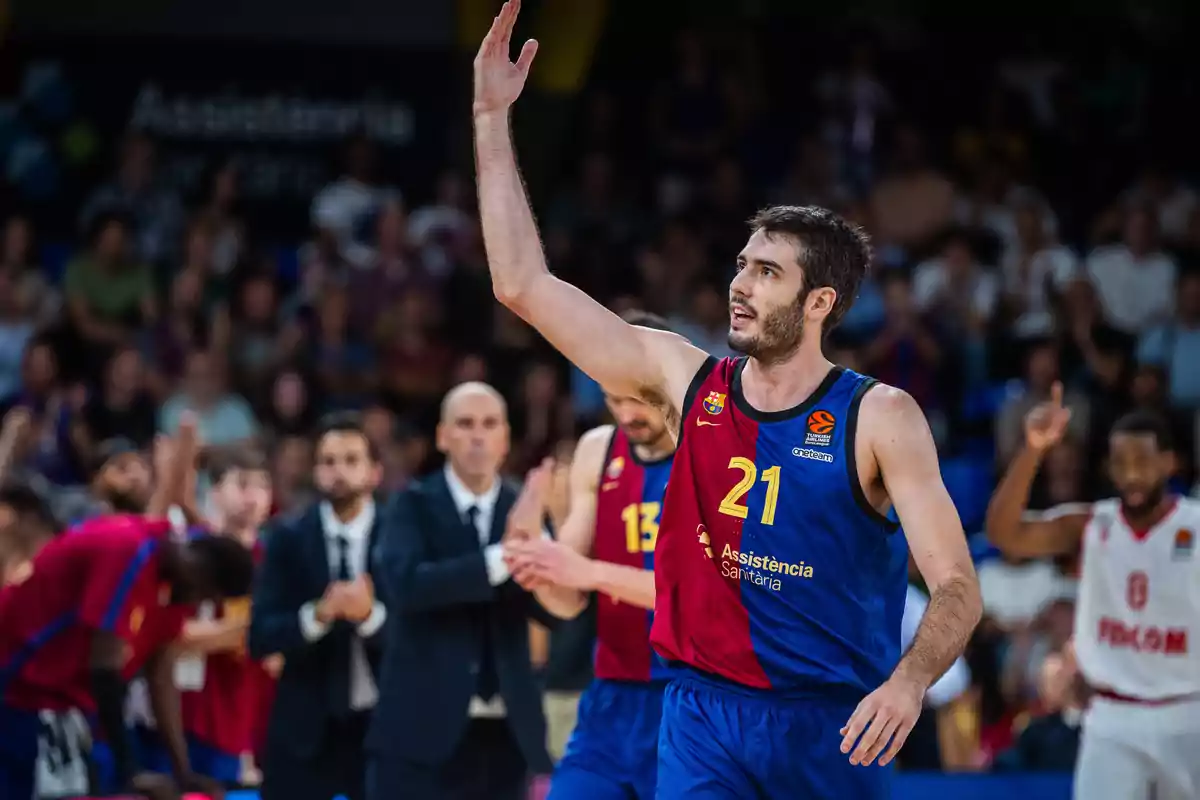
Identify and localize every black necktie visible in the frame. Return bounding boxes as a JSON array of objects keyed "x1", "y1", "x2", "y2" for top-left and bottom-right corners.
[
  {"x1": 465, "y1": 505, "x2": 481, "y2": 541},
  {"x1": 334, "y1": 535, "x2": 352, "y2": 581}
]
